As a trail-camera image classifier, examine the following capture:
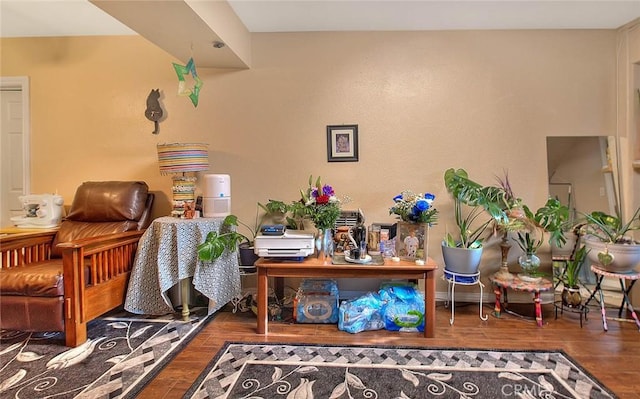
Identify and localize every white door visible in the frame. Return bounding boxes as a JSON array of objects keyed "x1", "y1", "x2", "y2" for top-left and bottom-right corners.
[{"x1": 0, "y1": 77, "x2": 30, "y2": 228}]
